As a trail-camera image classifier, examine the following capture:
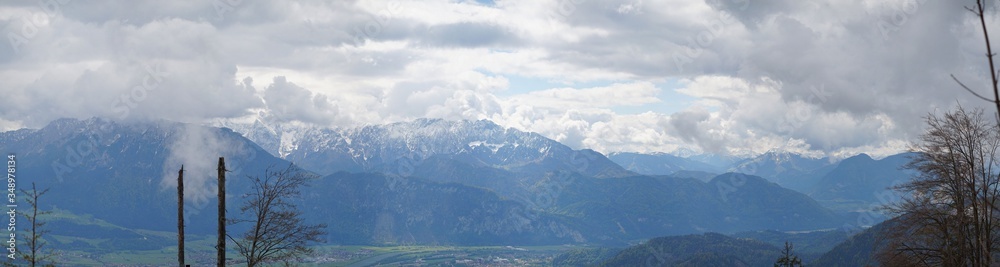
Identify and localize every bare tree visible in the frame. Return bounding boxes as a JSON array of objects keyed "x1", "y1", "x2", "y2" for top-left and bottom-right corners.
[
  {"x1": 20, "y1": 182, "x2": 53, "y2": 267},
  {"x1": 882, "y1": 107, "x2": 1000, "y2": 266},
  {"x1": 893, "y1": 1, "x2": 1000, "y2": 265},
  {"x1": 228, "y1": 164, "x2": 326, "y2": 267}
]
